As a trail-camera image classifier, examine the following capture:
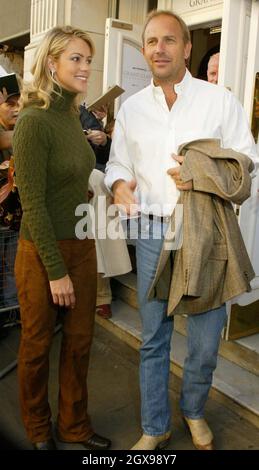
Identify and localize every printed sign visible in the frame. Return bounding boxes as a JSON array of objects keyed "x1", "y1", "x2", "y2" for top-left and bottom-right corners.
[{"x1": 173, "y1": 0, "x2": 223, "y2": 14}]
